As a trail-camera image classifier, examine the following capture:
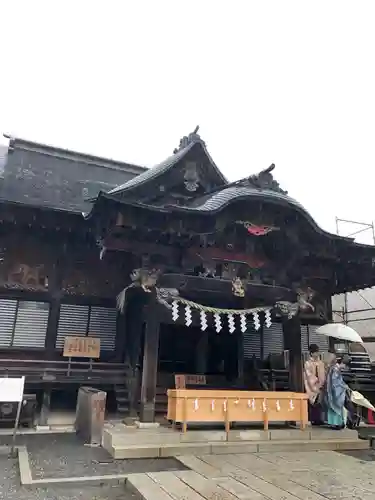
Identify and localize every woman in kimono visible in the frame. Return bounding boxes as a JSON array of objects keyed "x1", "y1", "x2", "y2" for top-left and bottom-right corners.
[
  {"x1": 303, "y1": 344, "x2": 325, "y2": 425},
  {"x1": 324, "y1": 355, "x2": 351, "y2": 429}
]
